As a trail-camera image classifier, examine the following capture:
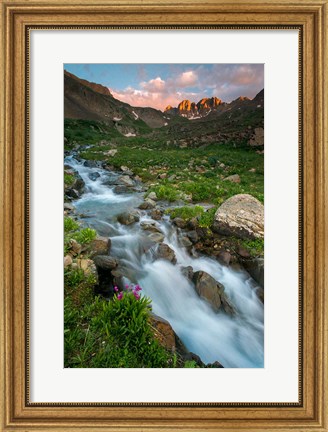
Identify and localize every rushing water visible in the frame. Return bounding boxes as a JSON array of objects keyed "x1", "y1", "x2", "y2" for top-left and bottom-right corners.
[{"x1": 65, "y1": 157, "x2": 264, "y2": 368}]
